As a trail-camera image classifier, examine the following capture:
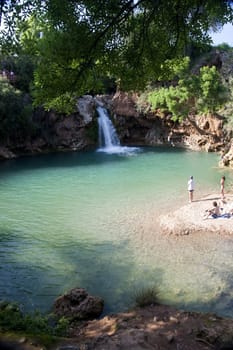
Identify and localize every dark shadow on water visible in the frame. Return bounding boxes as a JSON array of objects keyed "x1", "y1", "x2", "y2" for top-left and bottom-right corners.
[
  {"x1": 163, "y1": 235, "x2": 233, "y2": 318},
  {"x1": 173, "y1": 272, "x2": 233, "y2": 319},
  {"x1": 0, "y1": 146, "x2": 188, "y2": 177},
  {"x1": 0, "y1": 226, "x2": 164, "y2": 316},
  {"x1": 1, "y1": 225, "x2": 232, "y2": 319}
]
